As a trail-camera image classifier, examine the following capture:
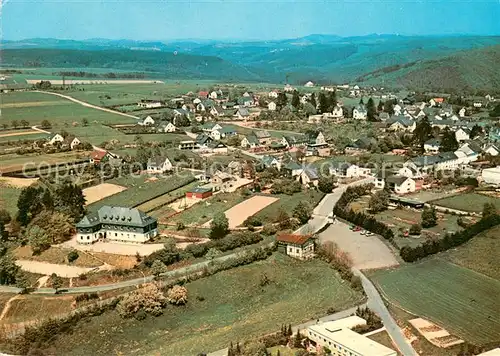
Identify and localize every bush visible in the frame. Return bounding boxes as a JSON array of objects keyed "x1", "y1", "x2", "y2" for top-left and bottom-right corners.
[
  {"x1": 185, "y1": 243, "x2": 209, "y2": 258},
  {"x1": 243, "y1": 215, "x2": 263, "y2": 227},
  {"x1": 176, "y1": 222, "x2": 186, "y2": 231},
  {"x1": 67, "y1": 250, "x2": 79, "y2": 263},
  {"x1": 74, "y1": 292, "x2": 99, "y2": 303},
  {"x1": 167, "y1": 285, "x2": 188, "y2": 305},
  {"x1": 117, "y1": 283, "x2": 167, "y2": 318},
  {"x1": 409, "y1": 224, "x2": 422, "y2": 236},
  {"x1": 262, "y1": 224, "x2": 278, "y2": 236}
]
